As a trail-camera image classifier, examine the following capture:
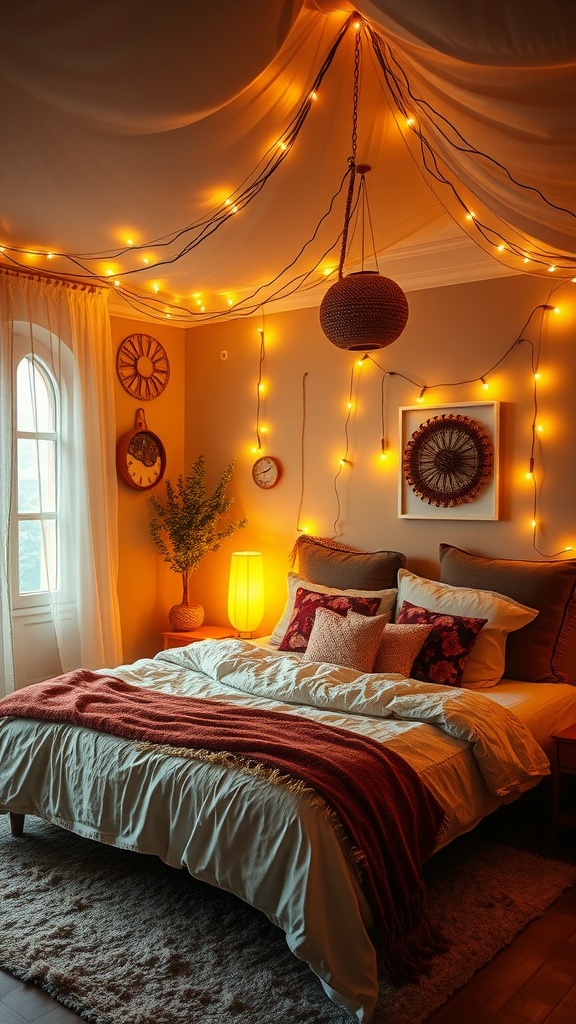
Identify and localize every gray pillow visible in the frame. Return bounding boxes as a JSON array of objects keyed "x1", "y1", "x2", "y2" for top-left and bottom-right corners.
[
  {"x1": 439, "y1": 543, "x2": 576, "y2": 683},
  {"x1": 295, "y1": 536, "x2": 406, "y2": 592}
]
